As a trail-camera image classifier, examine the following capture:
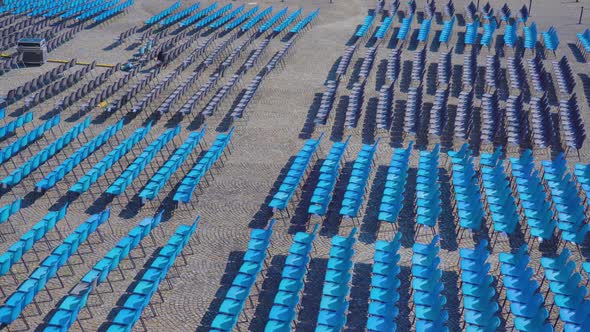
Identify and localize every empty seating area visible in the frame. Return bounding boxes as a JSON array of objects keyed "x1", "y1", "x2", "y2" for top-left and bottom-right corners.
[{"x1": 2, "y1": 1, "x2": 590, "y2": 331}]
